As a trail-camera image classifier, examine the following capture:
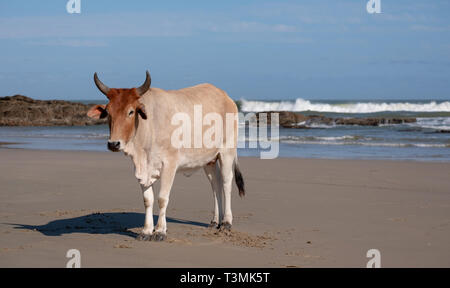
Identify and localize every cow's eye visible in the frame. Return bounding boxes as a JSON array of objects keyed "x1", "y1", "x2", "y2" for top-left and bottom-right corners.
[{"x1": 128, "y1": 110, "x2": 134, "y2": 117}]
